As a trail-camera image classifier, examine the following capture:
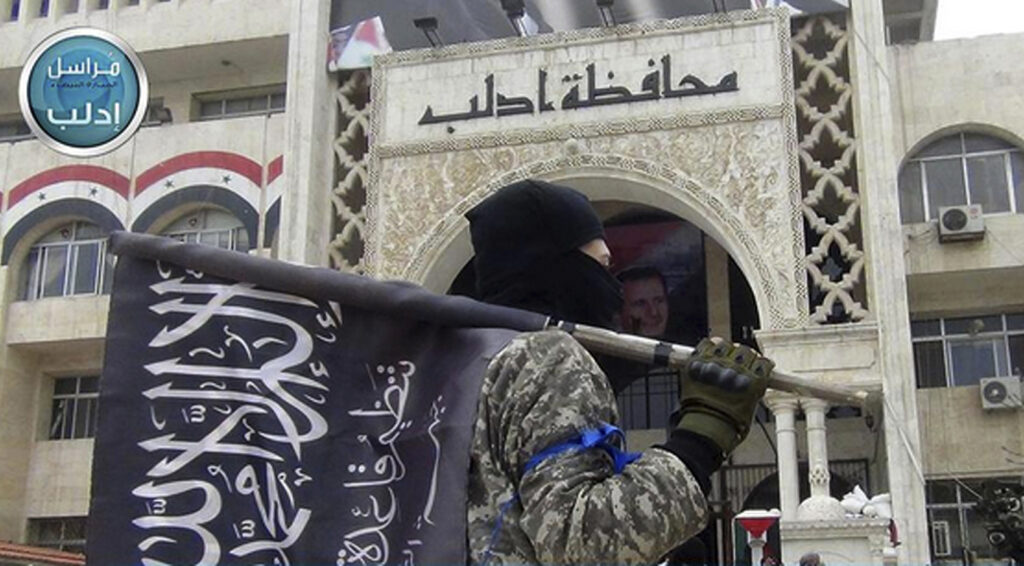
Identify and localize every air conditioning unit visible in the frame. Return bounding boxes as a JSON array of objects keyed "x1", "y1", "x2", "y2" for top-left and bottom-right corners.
[
  {"x1": 938, "y1": 204, "x2": 985, "y2": 242},
  {"x1": 980, "y1": 376, "x2": 1022, "y2": 410}
]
